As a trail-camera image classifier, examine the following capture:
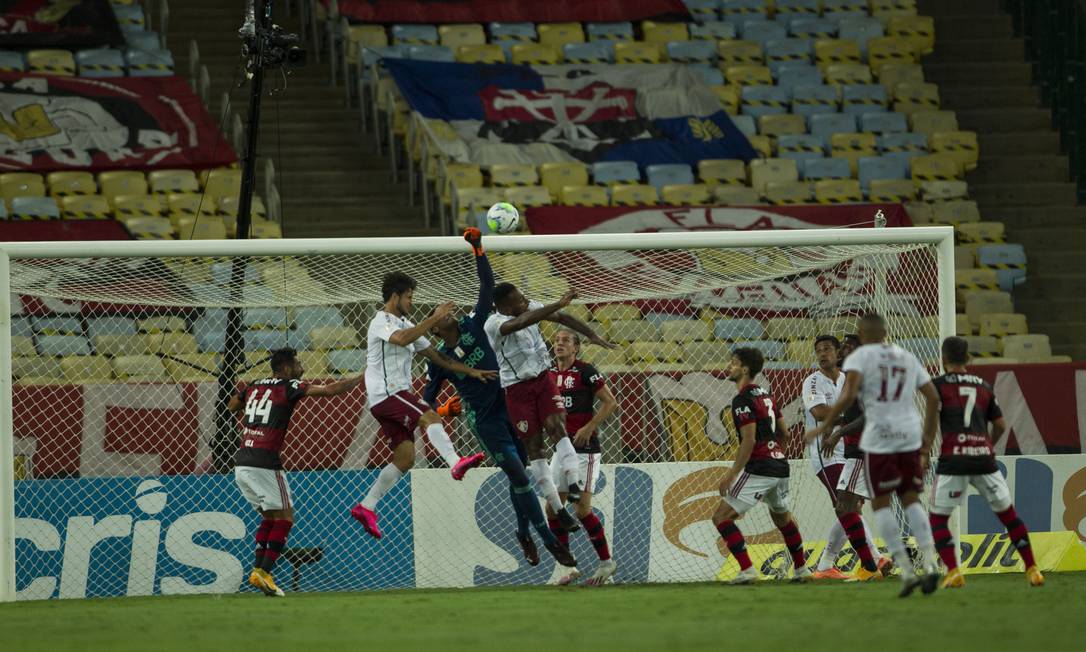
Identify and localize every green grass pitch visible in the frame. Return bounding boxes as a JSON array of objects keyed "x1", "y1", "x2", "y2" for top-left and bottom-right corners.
[{"x1": 4, "y1": 573, "x2": 1082, "y2": 652}]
